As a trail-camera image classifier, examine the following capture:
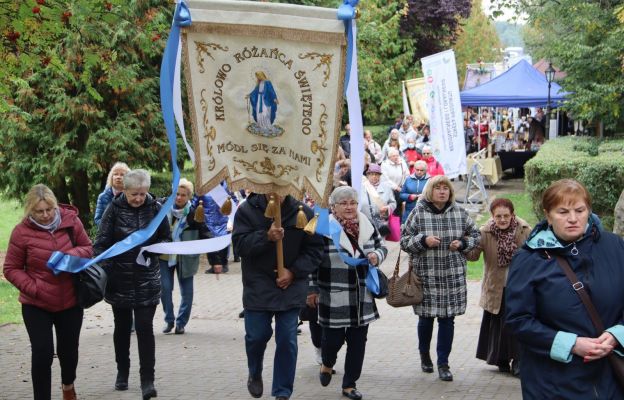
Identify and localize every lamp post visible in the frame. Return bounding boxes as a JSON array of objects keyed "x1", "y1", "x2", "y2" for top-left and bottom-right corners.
[{"x1": 545, "y1": 63, "x2": 556, "y2": 138}]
